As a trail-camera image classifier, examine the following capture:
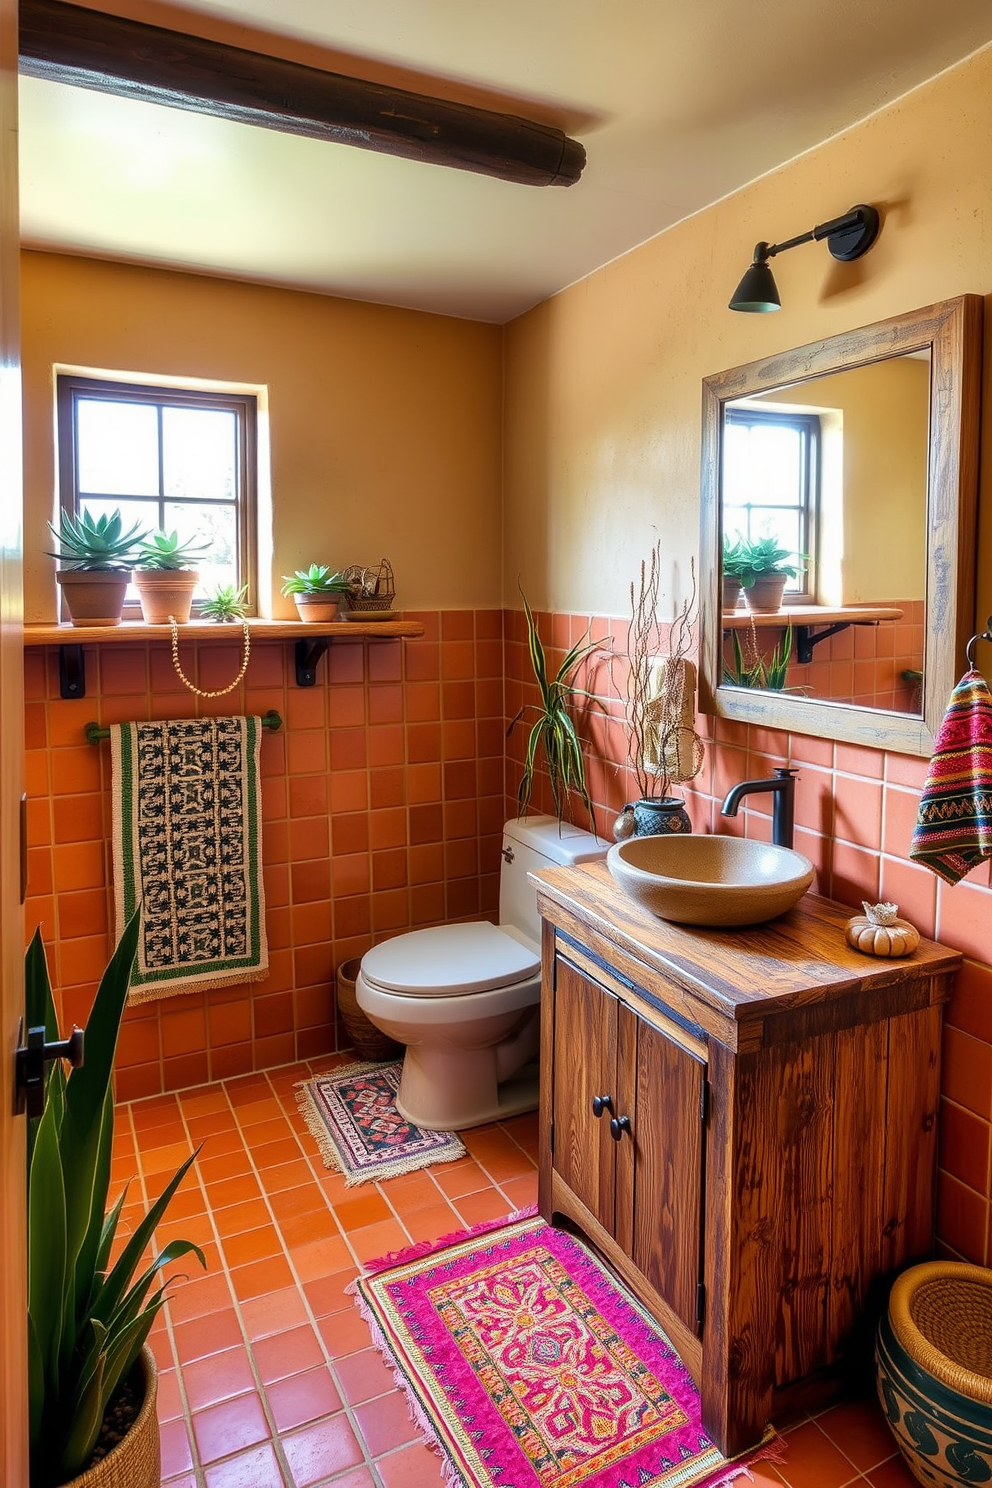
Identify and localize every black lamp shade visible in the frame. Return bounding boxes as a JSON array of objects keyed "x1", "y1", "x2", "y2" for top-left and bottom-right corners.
[{"x1": 729, "y1": 258, "x2": 781, "y2": 312}]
